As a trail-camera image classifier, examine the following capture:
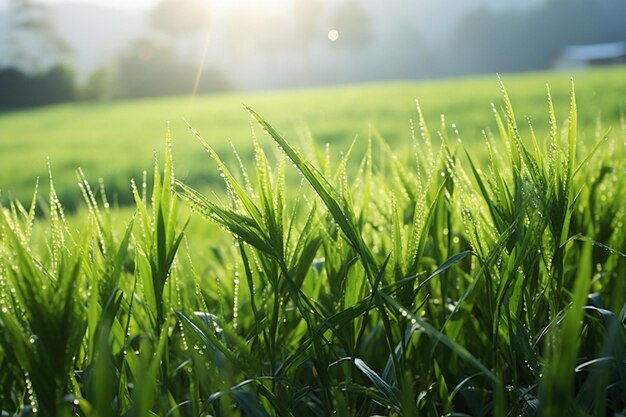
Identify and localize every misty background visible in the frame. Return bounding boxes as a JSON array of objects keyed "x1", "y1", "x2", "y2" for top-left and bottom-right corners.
[{"x1": 1, "y1": 0, "x2": 625, "y2": 110}]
